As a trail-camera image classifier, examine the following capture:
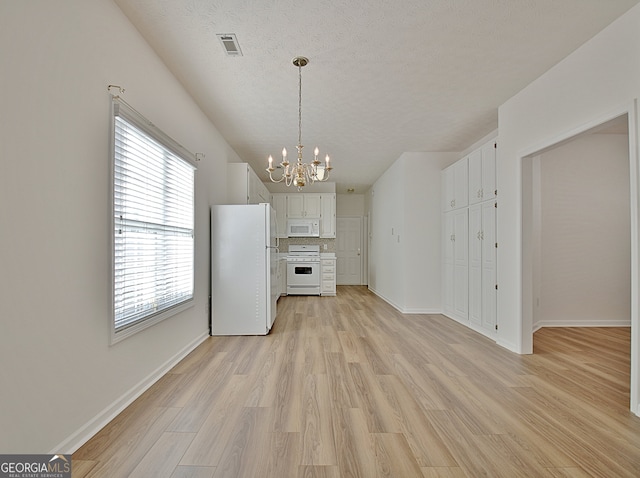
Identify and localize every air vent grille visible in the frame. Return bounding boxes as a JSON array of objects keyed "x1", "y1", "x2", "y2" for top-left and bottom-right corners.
[{"x1": 216, "y1": 34, "x2": 243, "y2": 57}]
